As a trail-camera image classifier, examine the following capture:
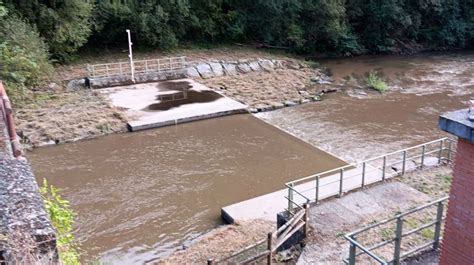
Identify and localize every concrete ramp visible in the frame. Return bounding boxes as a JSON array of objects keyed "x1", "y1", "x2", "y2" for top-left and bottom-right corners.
[
  {"x1": 222, "y1": 164, "x2": 384, "y2": 223},
  {"x1": 100, "y1": 79, "x2": 248, "y2": 131}
]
